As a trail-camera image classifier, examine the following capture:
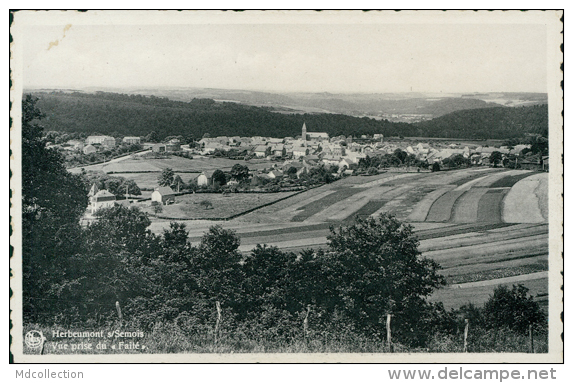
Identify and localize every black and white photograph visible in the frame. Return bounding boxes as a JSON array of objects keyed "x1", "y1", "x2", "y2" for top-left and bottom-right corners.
[{"x1": 9, "y1": 9, "x2": 563, "y2": 363}]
